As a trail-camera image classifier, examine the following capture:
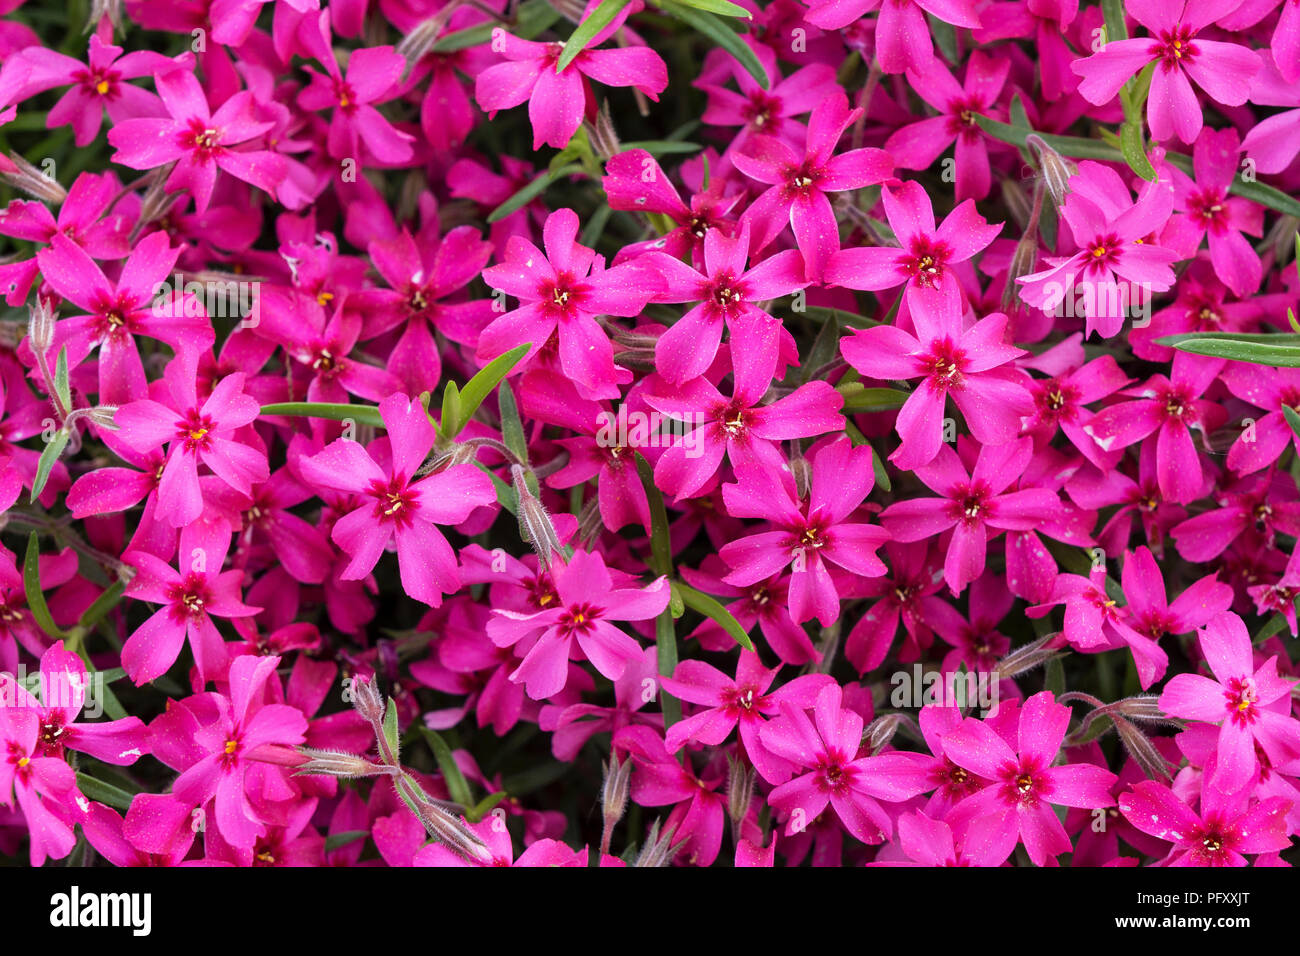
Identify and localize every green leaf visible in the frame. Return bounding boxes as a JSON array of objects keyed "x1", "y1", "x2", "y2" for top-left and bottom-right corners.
[
  {"x1": 655, "y1": 0, "x2": 768, "y2": 89},
  {"x1": 1101, "y1": 0, "x2": 1127, "y2": 41},
  {"x1": 675, "y1": 581, "x2": 754, "y2": 651},
  {"x1": 1283, "y1": 405, "x2": 1300, "y2": 441},
  {"x1": 75, "y1": 772, "x2": 134, "y2": 811},
  {"x1": 1119, "y1": 121, "x2": 1155, "y2": 181},
  {"x1": 382, "y1": 697, "x2": 401, "y2": 760},
  {"x1": 655, "y1": 608, "x2": 681, "y2": 729},
  {"x1": 497, "y1": 379, "x2": 528, "y2": 465},
  {"x1": 30, "y1": 428, "x2": 69, "y2": 502},
  {"x1": 475, "y1": 461, "x2": 518, "y2": 515},
  {"x1": 1254, "y1": 612, "x2": 1291, "y2": 644},
  {"x1": 1009, "y1": 93, "x2": 1030, "y2": 132},
  {"x1": 53, "y1": 346, "x2": 71, "y2": 411},
  {"x1": 674, "y1": 0, "x2": 752, "y2": 16},
  {"x1": 23, "y1": 533, "x2": 63, "y2": 640},
  {"x1": 870, "y1": 442, "x2": 891, "y2": 493},
  {"x1": 634, "y1": 452, "x2": 673, "y2": 578},
  {"x1": 800, "y1": 307, "x2": 840, "y2": 384},
  {"x1": 447, "y1": 343, "x2": 532, "y2": 438},
  {"x1": 420, "y1": 727, "x2": 474, "y2": 809},
  {"x1": 467, "y1": 790, "x2": 509, "y2": 824},
  {"x1": 78, "y1": 579, "x2": 126, "y2": 630},
  {"x1": 1045, "y1": 656, "x2": 1065, "y2": 697},
  {"x1": 259, "y1": 402, "x2": 384, "y2": 427},
  {"x1": 439, "y1": 380, "x2": 462, "y2": 442},
  {"x1": 557, "y1": 0, "x2": 632, "y2": 71},
  {"x1": 839, "y1": 385, "x2": 910, "y2": 413},
  {"x1": 487, "y1": 164, "x2": 584, "y2": 223},
  {"x1": 432, "y1": 0, "x2": 561, "y2": 52},
  {"x1": 324, "y1": 830, "x2": 371, "y2": 852},
  {"x1": 927, "y1": 12, "x2": 957, "y2": 64},
  {"x1": 1157, "y1": 332, "x2": 1300, "y2": 367},
  {"x1": 619, "y1": 139, "x2": 703, "y2": 155}
]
